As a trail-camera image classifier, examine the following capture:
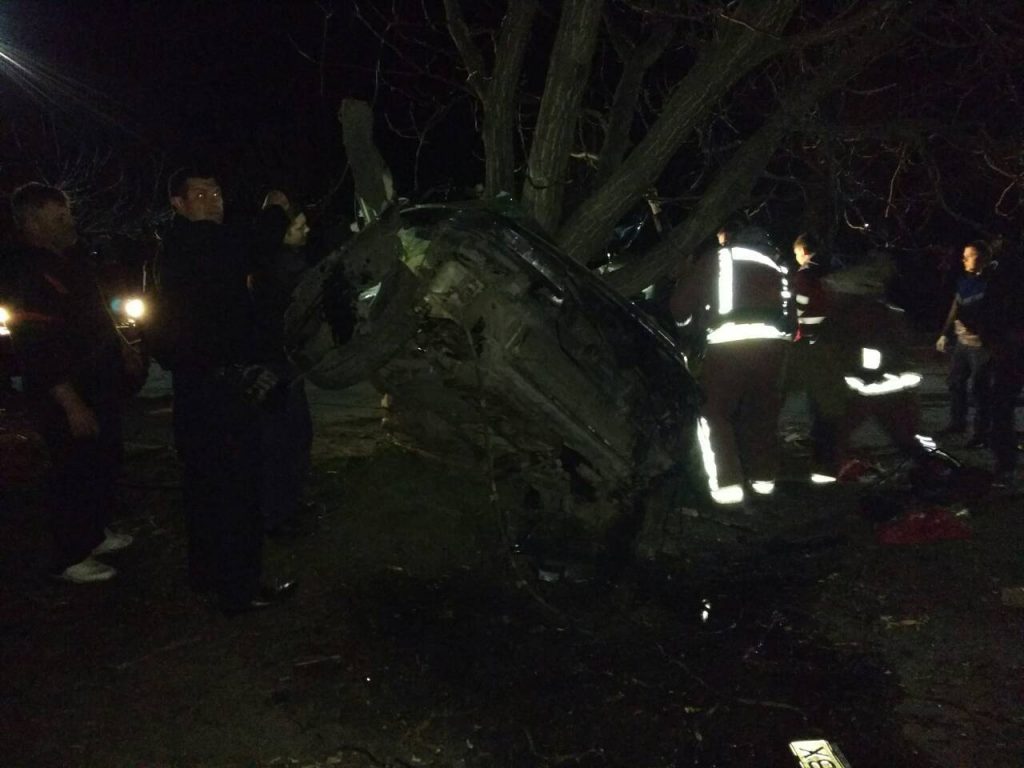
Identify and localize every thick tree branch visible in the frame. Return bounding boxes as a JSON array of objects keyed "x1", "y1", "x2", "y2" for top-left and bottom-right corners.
[
  {"x1": 484, "y1": 0, "x2": 539, "y2": 197},
  {"x1": 556, "y1": 0, "x2": 800, "y2": 264},
  {"x1": 595, "y1": 19, "x2": 675, "y2": 185},
  {"x1": 521, "y1": 0, "x2": 605, "y2": 231},
  {"x1": 607, "y1": 31, "x2": 900, "y2": 295}
]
